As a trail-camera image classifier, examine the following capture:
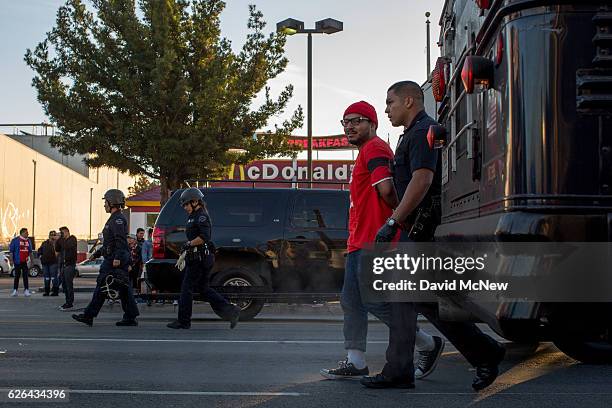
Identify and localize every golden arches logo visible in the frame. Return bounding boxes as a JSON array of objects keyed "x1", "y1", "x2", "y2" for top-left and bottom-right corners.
[{"x1": 228, "y1": 164, "x2": 246, "y2": 181}]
